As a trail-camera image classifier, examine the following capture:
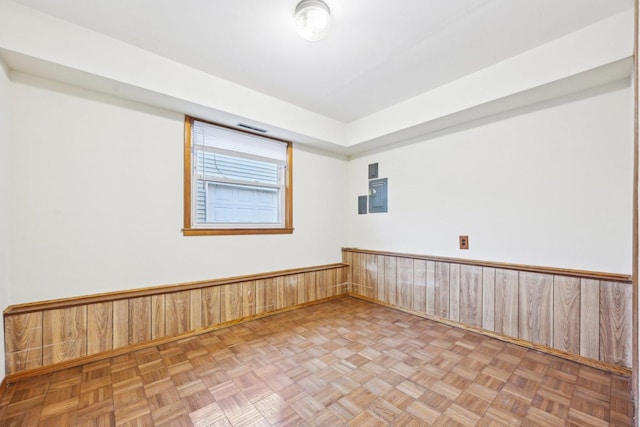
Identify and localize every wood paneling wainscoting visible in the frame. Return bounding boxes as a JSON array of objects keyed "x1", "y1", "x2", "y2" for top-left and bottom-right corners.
[
  {"x1": 342, "y1": 248, "x2": 632, "y2": 374},
  {"x1": 4, "y1": 263, "x2": 348, "y2": 378}
]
